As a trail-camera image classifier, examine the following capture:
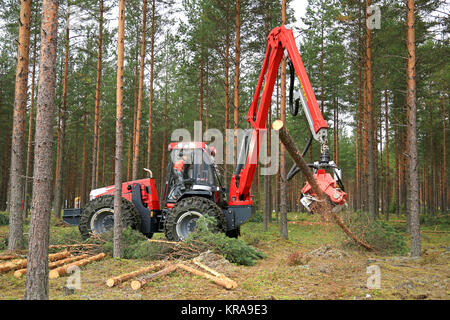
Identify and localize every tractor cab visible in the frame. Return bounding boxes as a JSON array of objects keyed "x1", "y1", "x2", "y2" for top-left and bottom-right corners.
[{"x1": 163, "y1": 142, "x2": 225, "y2": 207}]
